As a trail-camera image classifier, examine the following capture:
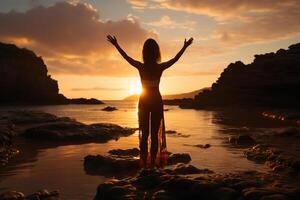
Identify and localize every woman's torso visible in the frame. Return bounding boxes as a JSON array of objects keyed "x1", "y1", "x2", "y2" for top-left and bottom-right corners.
[{"x1": 138, "y1": 63, "x2": 163, "y2": 109}]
